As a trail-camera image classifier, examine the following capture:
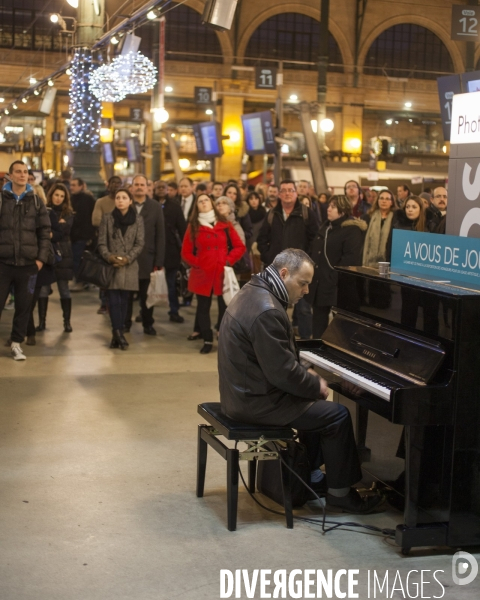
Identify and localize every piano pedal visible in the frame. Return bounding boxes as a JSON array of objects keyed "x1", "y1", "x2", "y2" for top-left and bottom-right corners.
[{"x1": 355, "y1": 481, "x2": 378, "y2": 494}]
